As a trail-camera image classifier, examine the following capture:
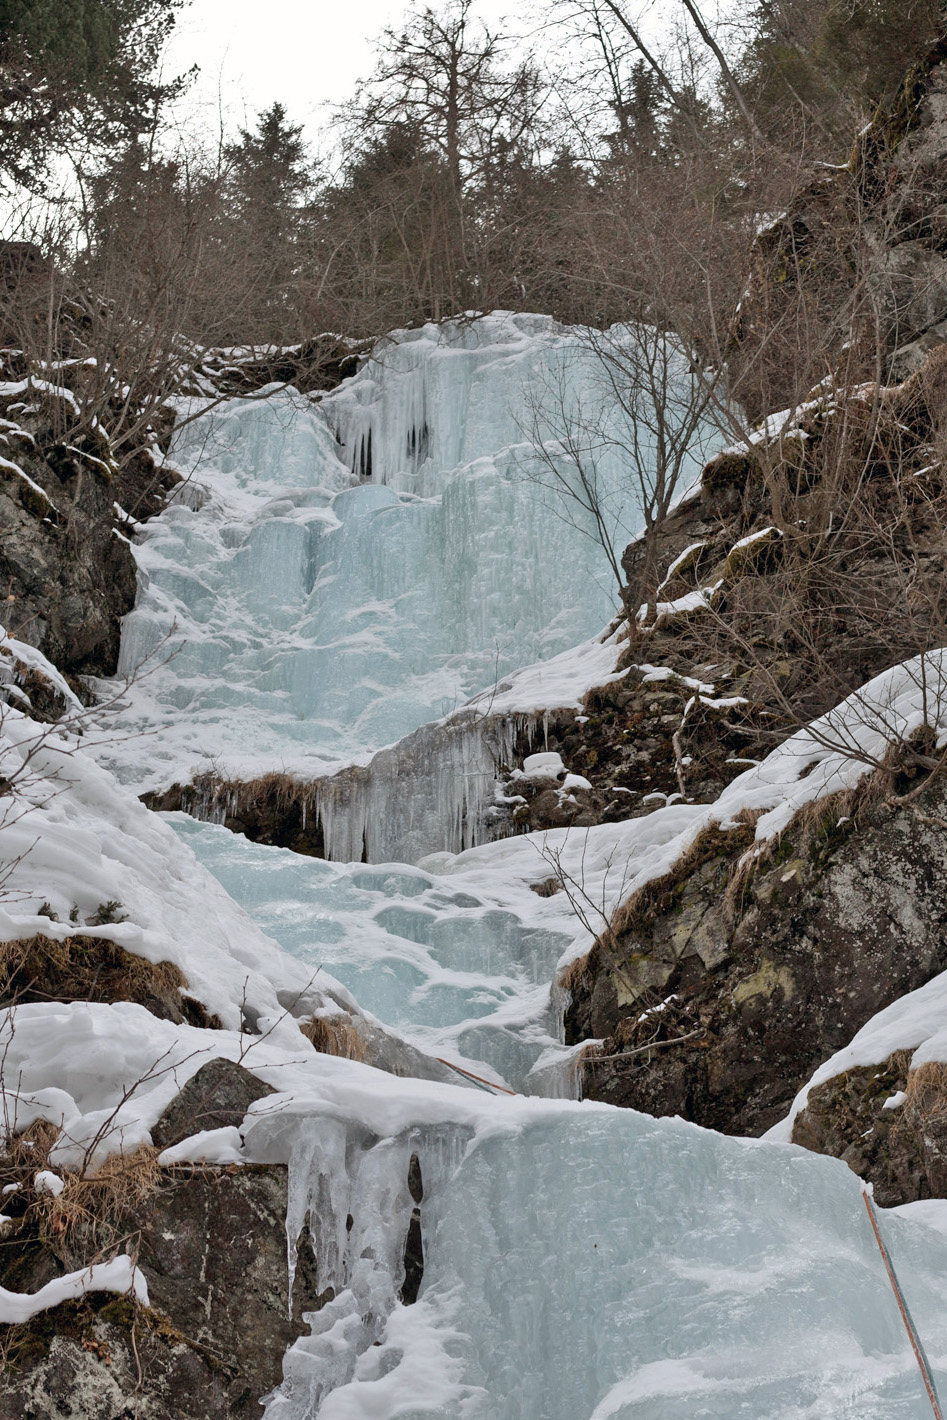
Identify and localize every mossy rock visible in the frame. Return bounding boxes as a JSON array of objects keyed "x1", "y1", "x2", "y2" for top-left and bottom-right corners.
[
  {"x1": 700, "y1": 449, "x2": 761, "y2": 493},
  {"x1": 707, "y1": 525, "x2": 782, "y2": 584}
]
